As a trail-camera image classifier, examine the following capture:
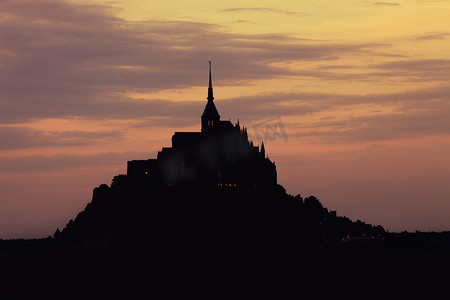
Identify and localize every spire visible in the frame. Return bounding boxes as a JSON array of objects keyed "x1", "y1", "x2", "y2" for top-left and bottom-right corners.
[
  {"x1": 208, "y1": 60, "x2": 214, "y2": 102},
  {"x1": 201, "y1": 61, "x2": 220, "y2": 132},
  {"x1": 202, "y1": 61, "x2": 220, "y2": 119},
  {"x1": 261, "y1": 141, "x2": 266, "y2": 158}
]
